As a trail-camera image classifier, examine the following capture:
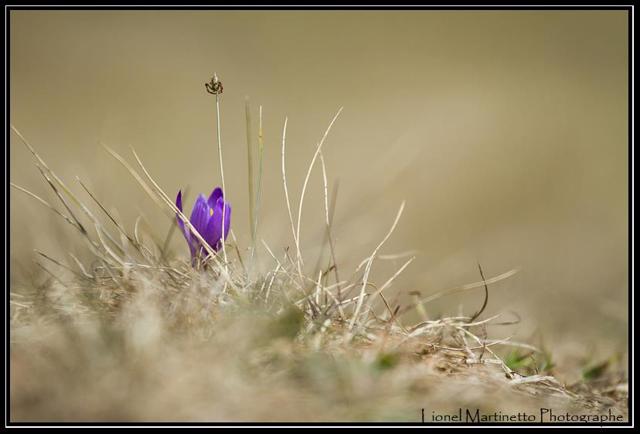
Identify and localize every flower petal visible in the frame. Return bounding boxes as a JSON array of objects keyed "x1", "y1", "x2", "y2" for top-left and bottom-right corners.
[
  {"x1": 176, "y1": 189, "x2": 184, "y2": 220},
  {"x1": 208, "y1": 187, "x2": 223, "y2": 210},
  {"x1": 177, "y1": 190, "x2": 197, "y2": 261},
  {"x1": 222, "y1": 201, "x2": 231, "y2": 241},
  {"x1": 176, "y1": 190, "x2": 183, "y2": 211},
  {"x1": 204, "y1": 202, "x2": 222, "y2": 251},
  {"x1": 202, "y1": 197, "x2": 229, "y2": 251},
  {"x1": 176, "y1": 190, "x2": 192, "y2": 240},
  {"x1": 190, "y1": 194, "x2": 209, "y2": 237}
]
